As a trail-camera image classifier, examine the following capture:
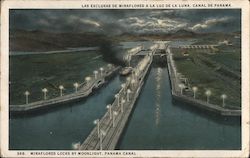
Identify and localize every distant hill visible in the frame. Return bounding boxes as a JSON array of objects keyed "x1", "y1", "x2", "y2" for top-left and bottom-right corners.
[
  {"x1": 173, "y1": 29, "x2": 196, "y2": 37},
  {"x1": 10, "y1": 29, "x2": 231, "y2": 52},
  {"x1": 113, "y1": 29, "x2": 198, "y2": 41},
  {"x1": 10, "y1": 29, "x2": 108, "y2": 52}
]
